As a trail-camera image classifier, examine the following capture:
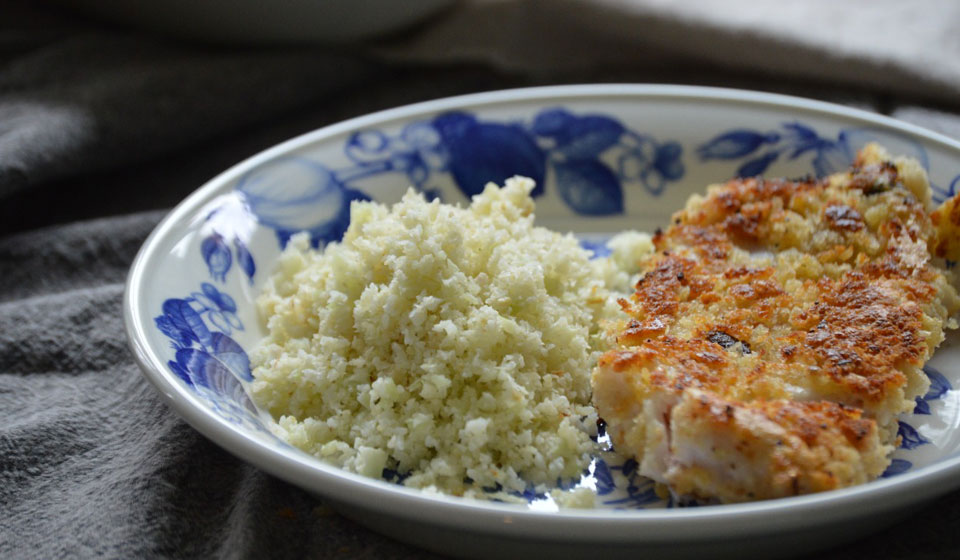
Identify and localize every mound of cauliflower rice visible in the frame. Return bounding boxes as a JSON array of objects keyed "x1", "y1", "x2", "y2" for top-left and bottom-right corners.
[{"x1": 250, "y1": 177, "x2": 651, "y2": 498}]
